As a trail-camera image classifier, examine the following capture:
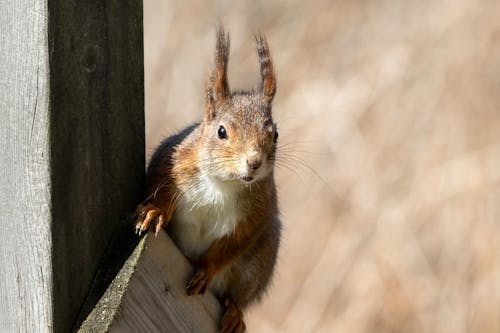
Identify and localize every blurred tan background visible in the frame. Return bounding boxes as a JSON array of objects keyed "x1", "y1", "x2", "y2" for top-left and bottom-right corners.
[{"x1": 144, "y1": 1, "x2": 500, "y2": 332}]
